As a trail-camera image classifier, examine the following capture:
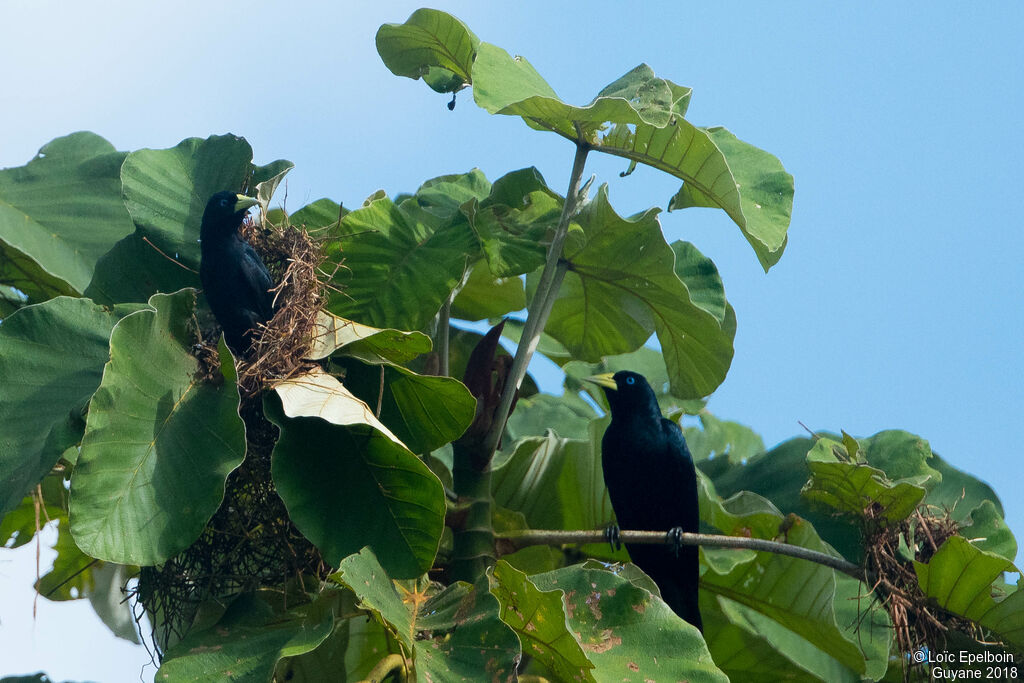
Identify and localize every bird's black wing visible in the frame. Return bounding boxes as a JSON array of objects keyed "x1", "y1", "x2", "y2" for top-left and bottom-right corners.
[
  {"x1": 238, "y1": 242, "x2": 275, "y2": 321},
  {"x1": 660, "y1": 416, "x2": 699, "y2": 532}
]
